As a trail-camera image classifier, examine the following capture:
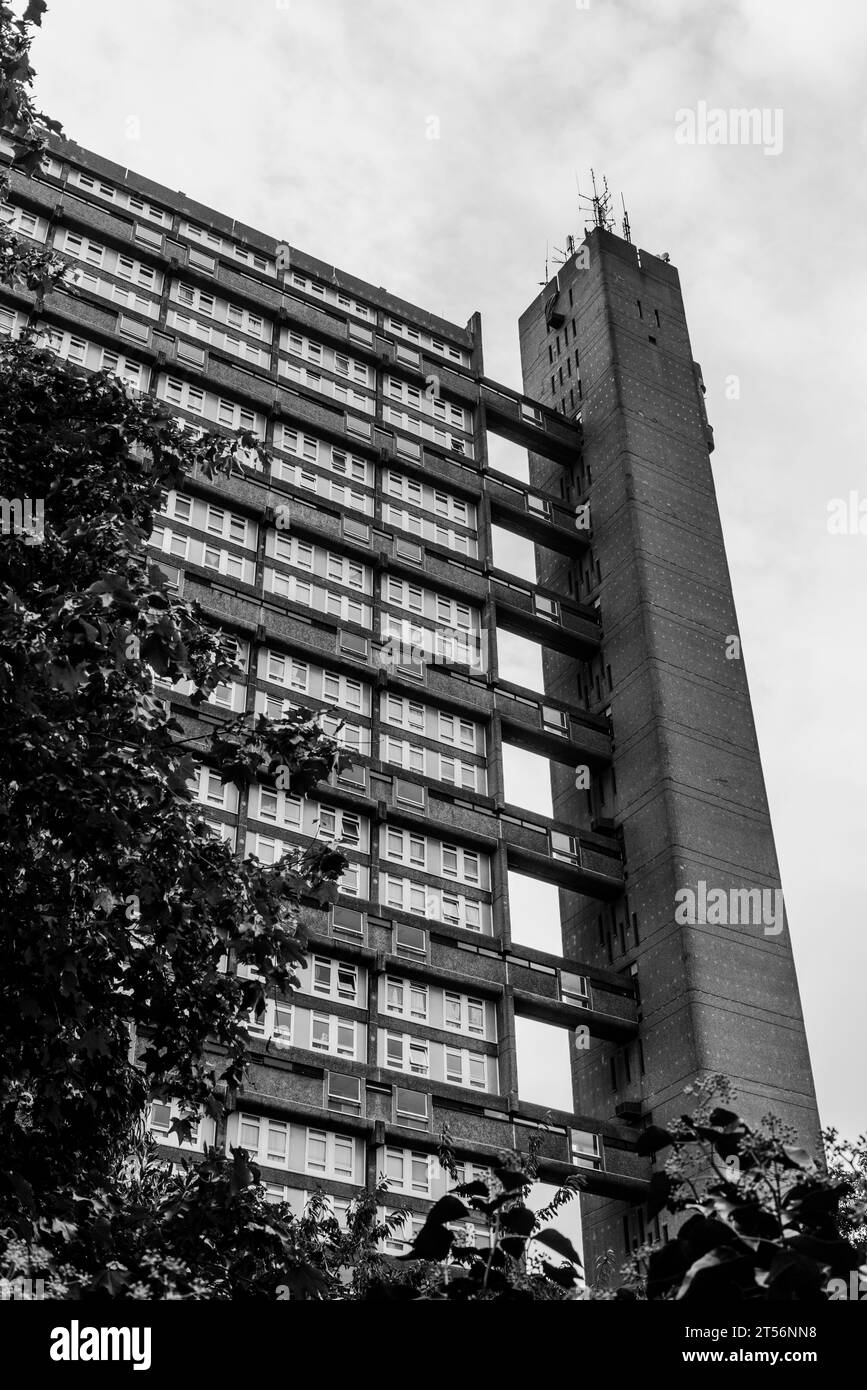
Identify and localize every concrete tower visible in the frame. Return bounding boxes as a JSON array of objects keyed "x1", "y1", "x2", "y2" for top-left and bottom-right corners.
[{"x1": 519, "y1": 225, "x2": 821, "y2": 1262}]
